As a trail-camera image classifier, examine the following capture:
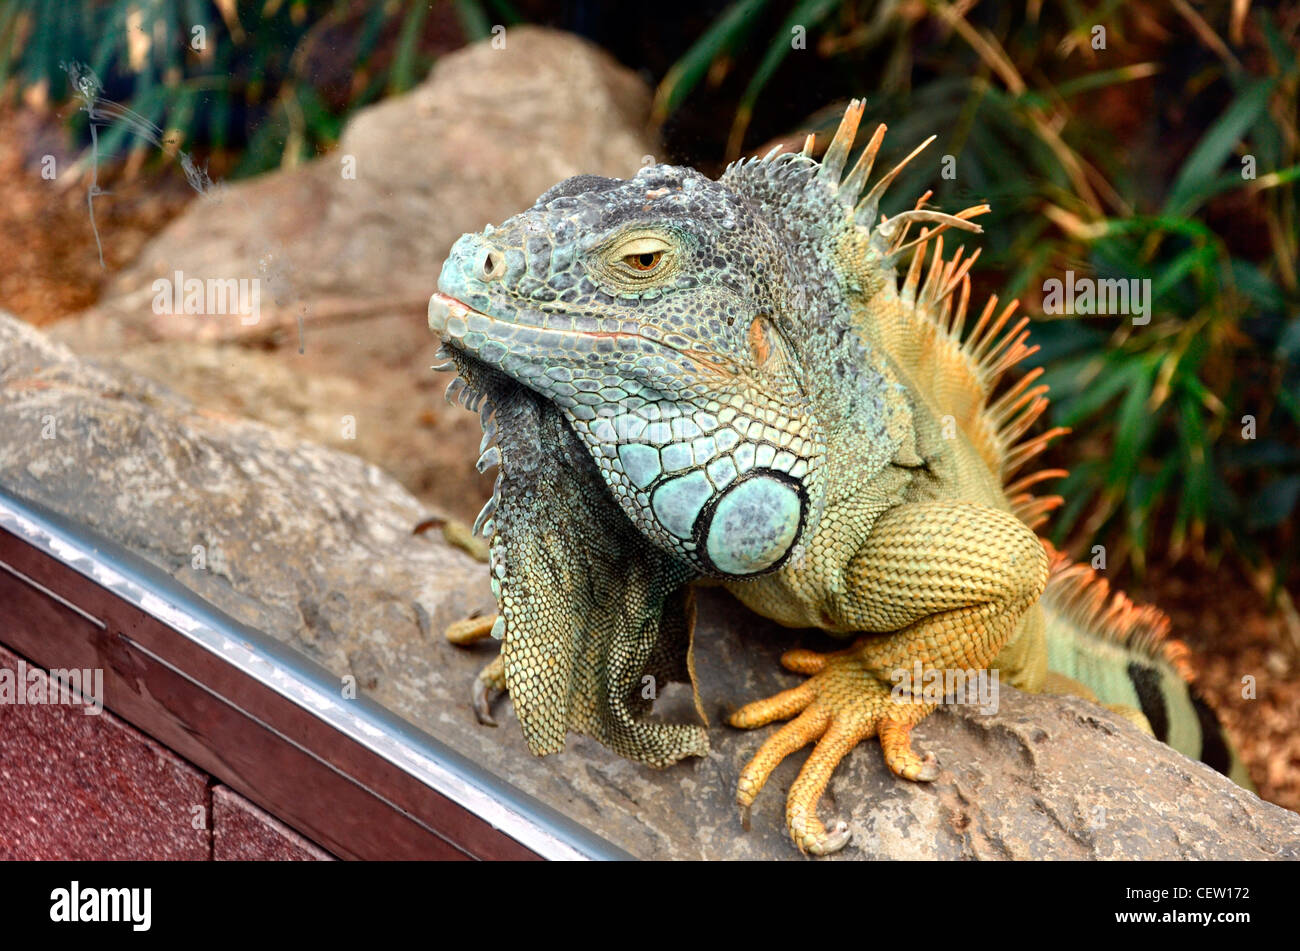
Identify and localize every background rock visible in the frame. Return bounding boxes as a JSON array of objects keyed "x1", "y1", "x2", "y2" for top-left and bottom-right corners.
[
  {"x1": 4, "y1": 311, "x2": 1297, "y2": 860},
  {"x1": 49, "y1": 27, "x2": 658, "y2": 524}
]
